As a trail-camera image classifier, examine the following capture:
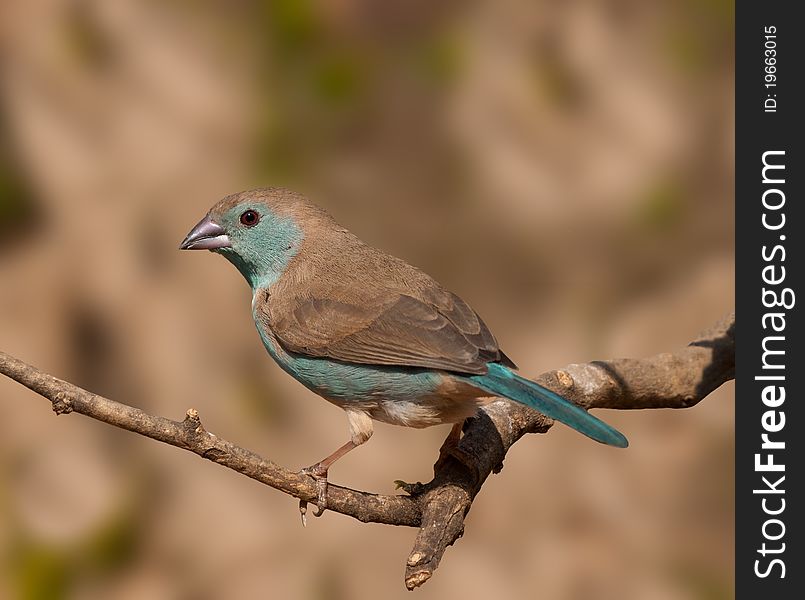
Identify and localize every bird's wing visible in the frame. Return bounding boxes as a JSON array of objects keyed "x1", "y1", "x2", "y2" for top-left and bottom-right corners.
[{"x1": 266, "y1": 289, "x2": 515, "y2": 375}]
